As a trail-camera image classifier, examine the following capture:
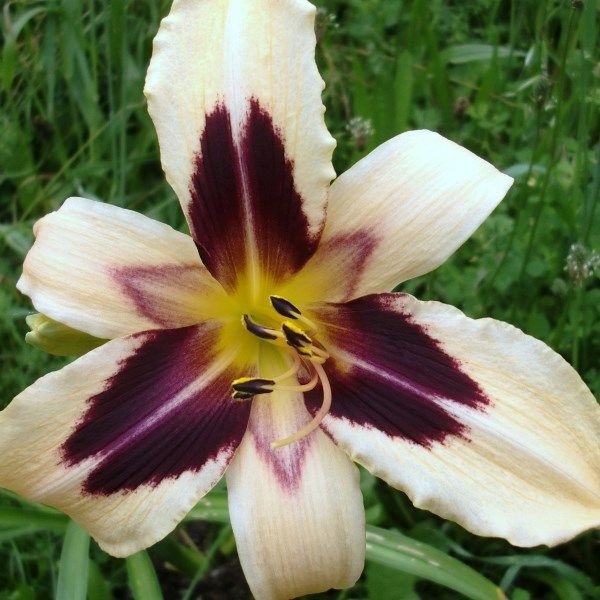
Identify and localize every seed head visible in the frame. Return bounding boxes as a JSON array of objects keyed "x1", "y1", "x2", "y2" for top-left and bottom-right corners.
[{"x1": 565, "y1": 243, "x2": 600, "y2": 285}]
